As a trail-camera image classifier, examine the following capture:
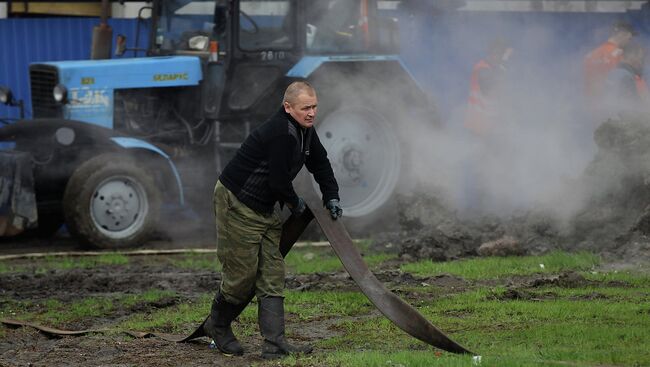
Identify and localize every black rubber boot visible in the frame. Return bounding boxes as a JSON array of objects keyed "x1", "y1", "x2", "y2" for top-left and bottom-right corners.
[
  {"x1": 258, "y1": 296, "x2": 313, "y2": 359},
  {"x1": 203, "y1": 292, "x2": 245, "y2": 356}
]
